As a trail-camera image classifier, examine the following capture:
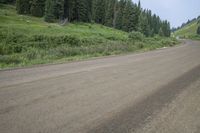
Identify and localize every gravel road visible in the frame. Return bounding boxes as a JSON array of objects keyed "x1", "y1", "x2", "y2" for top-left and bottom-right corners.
[{"x1": 0, "y1": 40, "x2": 200, "y2": 133}]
